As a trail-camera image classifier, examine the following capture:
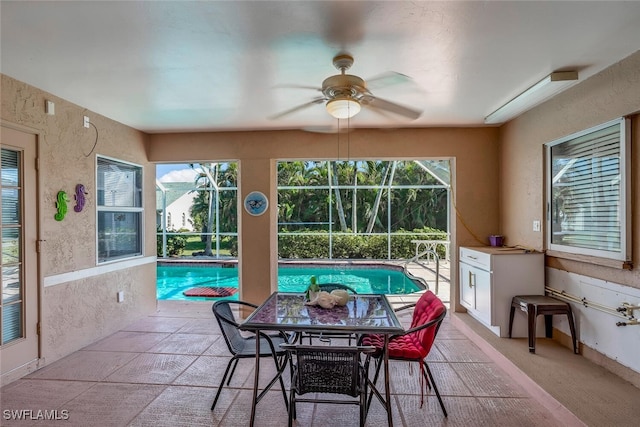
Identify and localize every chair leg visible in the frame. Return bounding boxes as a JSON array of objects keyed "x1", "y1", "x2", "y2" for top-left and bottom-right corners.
[
  {"x1": 566, "y1": 306, "x2": 579, "y2": 354},
  {"x1": 288, "y1": 370, "x2": 297, "y2": 427},
  {"x1": 226, "y1": 358, "x2": 239, "y2": 386},
  {"x1": 276, "y1": 353, "x2": 289, "y2": 411},
  {"x1": 423, "y1": 361, "x2": 447, "y2": 417},
  {"x1": 528, "y1": 304, "x2": 537, "y2": 353},
  {"x1": 366, "y1": 357, "x2": 383, "y2": 411},
  {"x1": 211, "y1": 356, "x2": 237, "y2": 410},
  {"x1": 508, "y1": 305, "x2": 516, "y2": 338},
  {"x1": 420, "y1": 363, "x2": 433, "y2": 390},
  {"x1": 360, "y1": 367, "x2": 368, "y2": 427}
]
